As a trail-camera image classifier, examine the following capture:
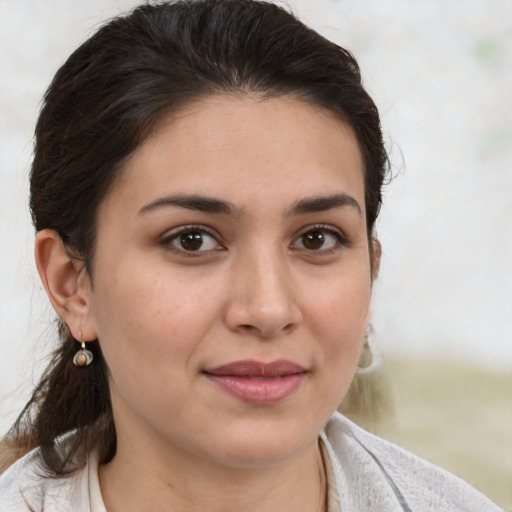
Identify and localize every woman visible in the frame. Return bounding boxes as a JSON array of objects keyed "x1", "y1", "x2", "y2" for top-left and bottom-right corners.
[{"x1": 0, "y1": 1, "x2": 503, "y2": 511}]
